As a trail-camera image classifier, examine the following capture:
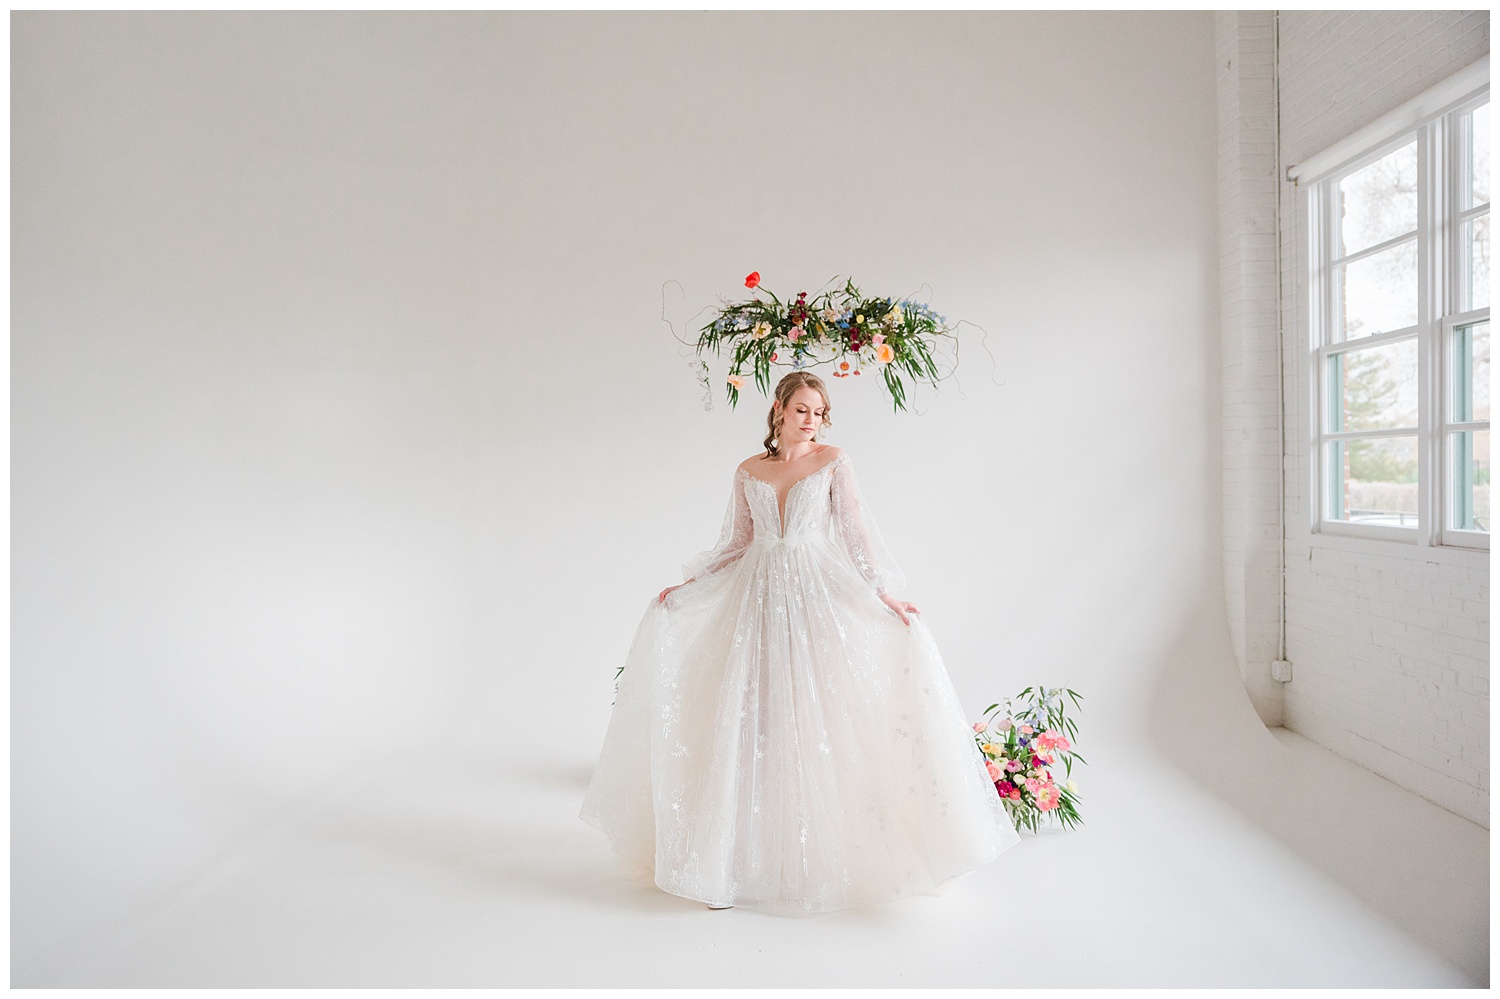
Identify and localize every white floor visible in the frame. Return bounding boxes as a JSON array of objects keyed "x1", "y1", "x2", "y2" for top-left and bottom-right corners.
[{"x1": 42, "y1": 726, "x2": 1485, "y2": 988}]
